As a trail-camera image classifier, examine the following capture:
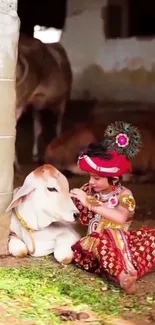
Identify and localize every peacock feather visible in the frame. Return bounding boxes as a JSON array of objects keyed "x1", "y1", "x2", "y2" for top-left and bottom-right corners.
[{"x1": 103, "y1": 121, "x2": 142, "y2": 159}]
